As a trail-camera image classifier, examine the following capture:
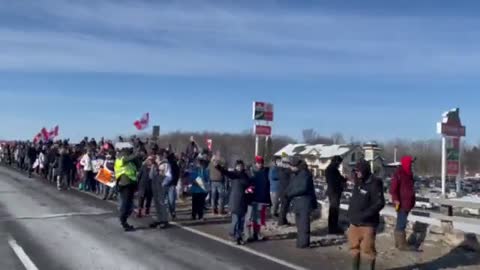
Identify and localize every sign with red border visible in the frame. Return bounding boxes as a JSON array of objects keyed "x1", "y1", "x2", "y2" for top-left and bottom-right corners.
[
  {"x1": 437, "y1": 108, "x2": 466, "y2": 137},
  {"x1": 253, "y1": 102, "x2": 274, "y2": 121},
  {"x1": 255, "y1": 125, "x2": 272, "y2": 136}
]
